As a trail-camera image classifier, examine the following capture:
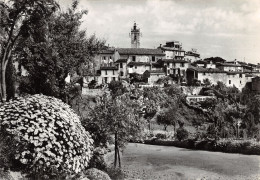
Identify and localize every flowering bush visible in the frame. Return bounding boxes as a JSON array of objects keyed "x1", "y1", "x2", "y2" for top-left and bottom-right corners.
[{"x1": 0, "y1": 94, "x2": 93, "y2": 177}]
